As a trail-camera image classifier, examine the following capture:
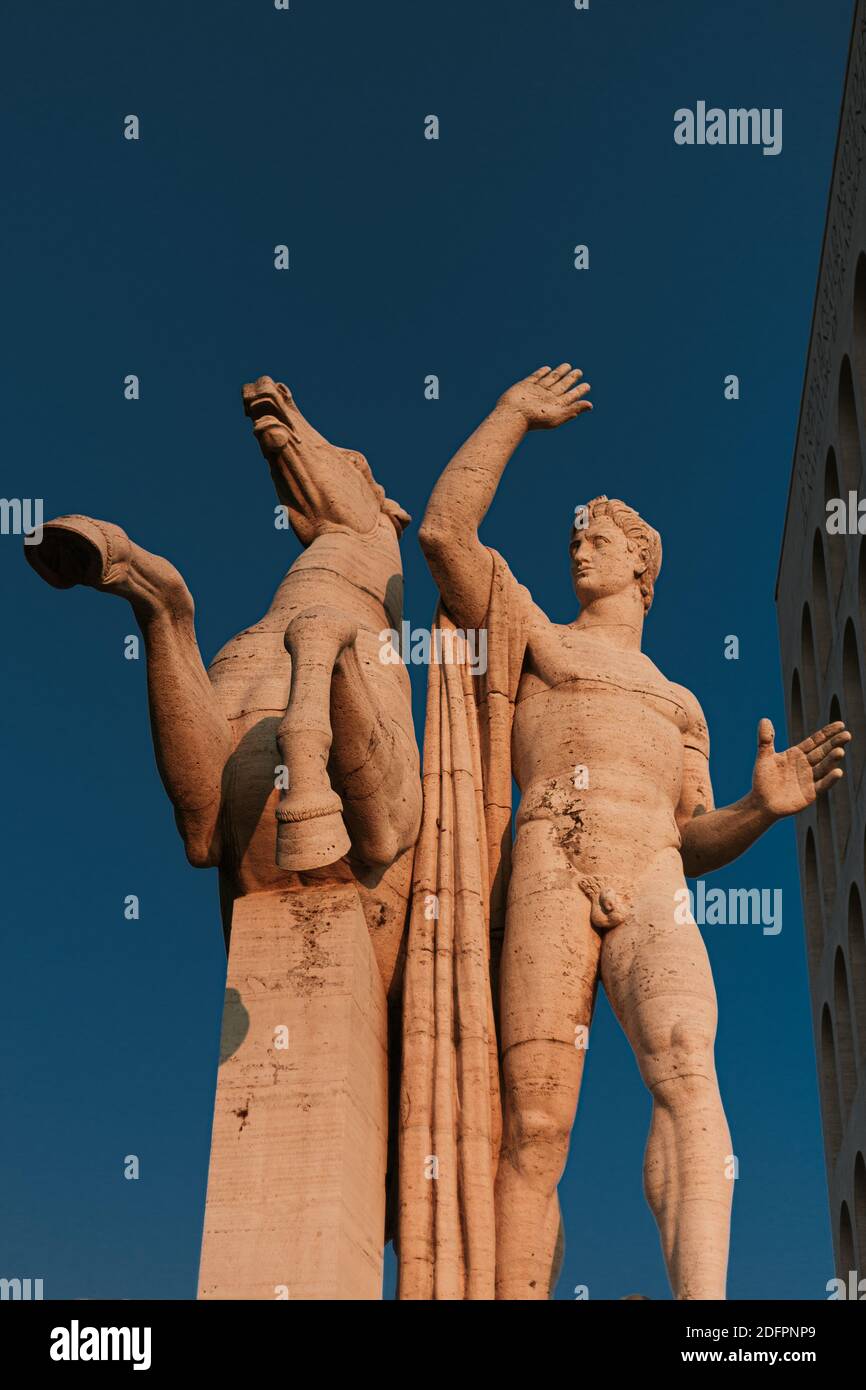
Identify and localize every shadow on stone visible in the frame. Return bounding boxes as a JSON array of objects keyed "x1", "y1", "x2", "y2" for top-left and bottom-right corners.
[{"x1": 219, "y1": 987, "x2": 250, "y2": 1064}]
